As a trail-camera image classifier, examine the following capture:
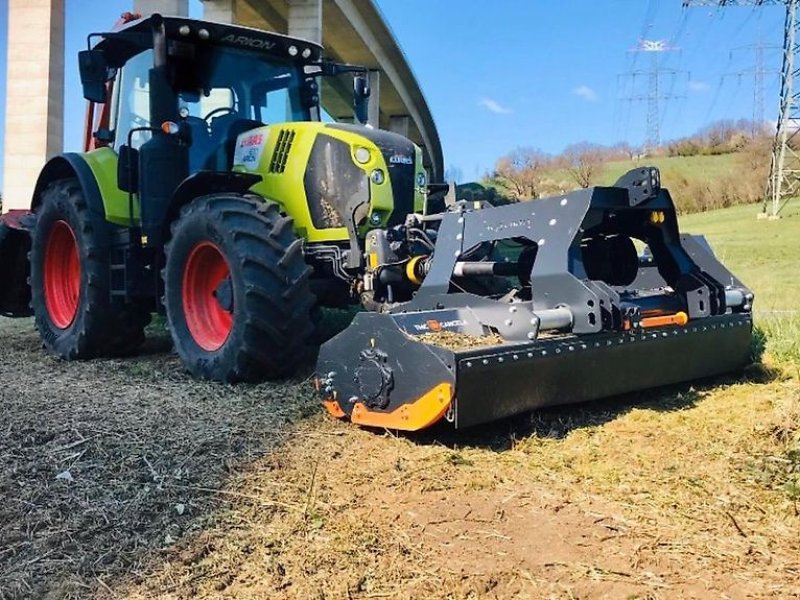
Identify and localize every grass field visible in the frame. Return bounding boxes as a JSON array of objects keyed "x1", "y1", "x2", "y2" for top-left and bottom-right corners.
[
  {"x1": 540, "y1": 153, "x2": 740, "y2": 190},
  {"x1": 681, "y1": 202, "x2": 800, "y2": 365},
  {"x1": 0, "y1": 201, "x2": 798, "y2": 599},
  {"x1": 597, "y1": 153, "x2": 741, "y2": 187}
]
